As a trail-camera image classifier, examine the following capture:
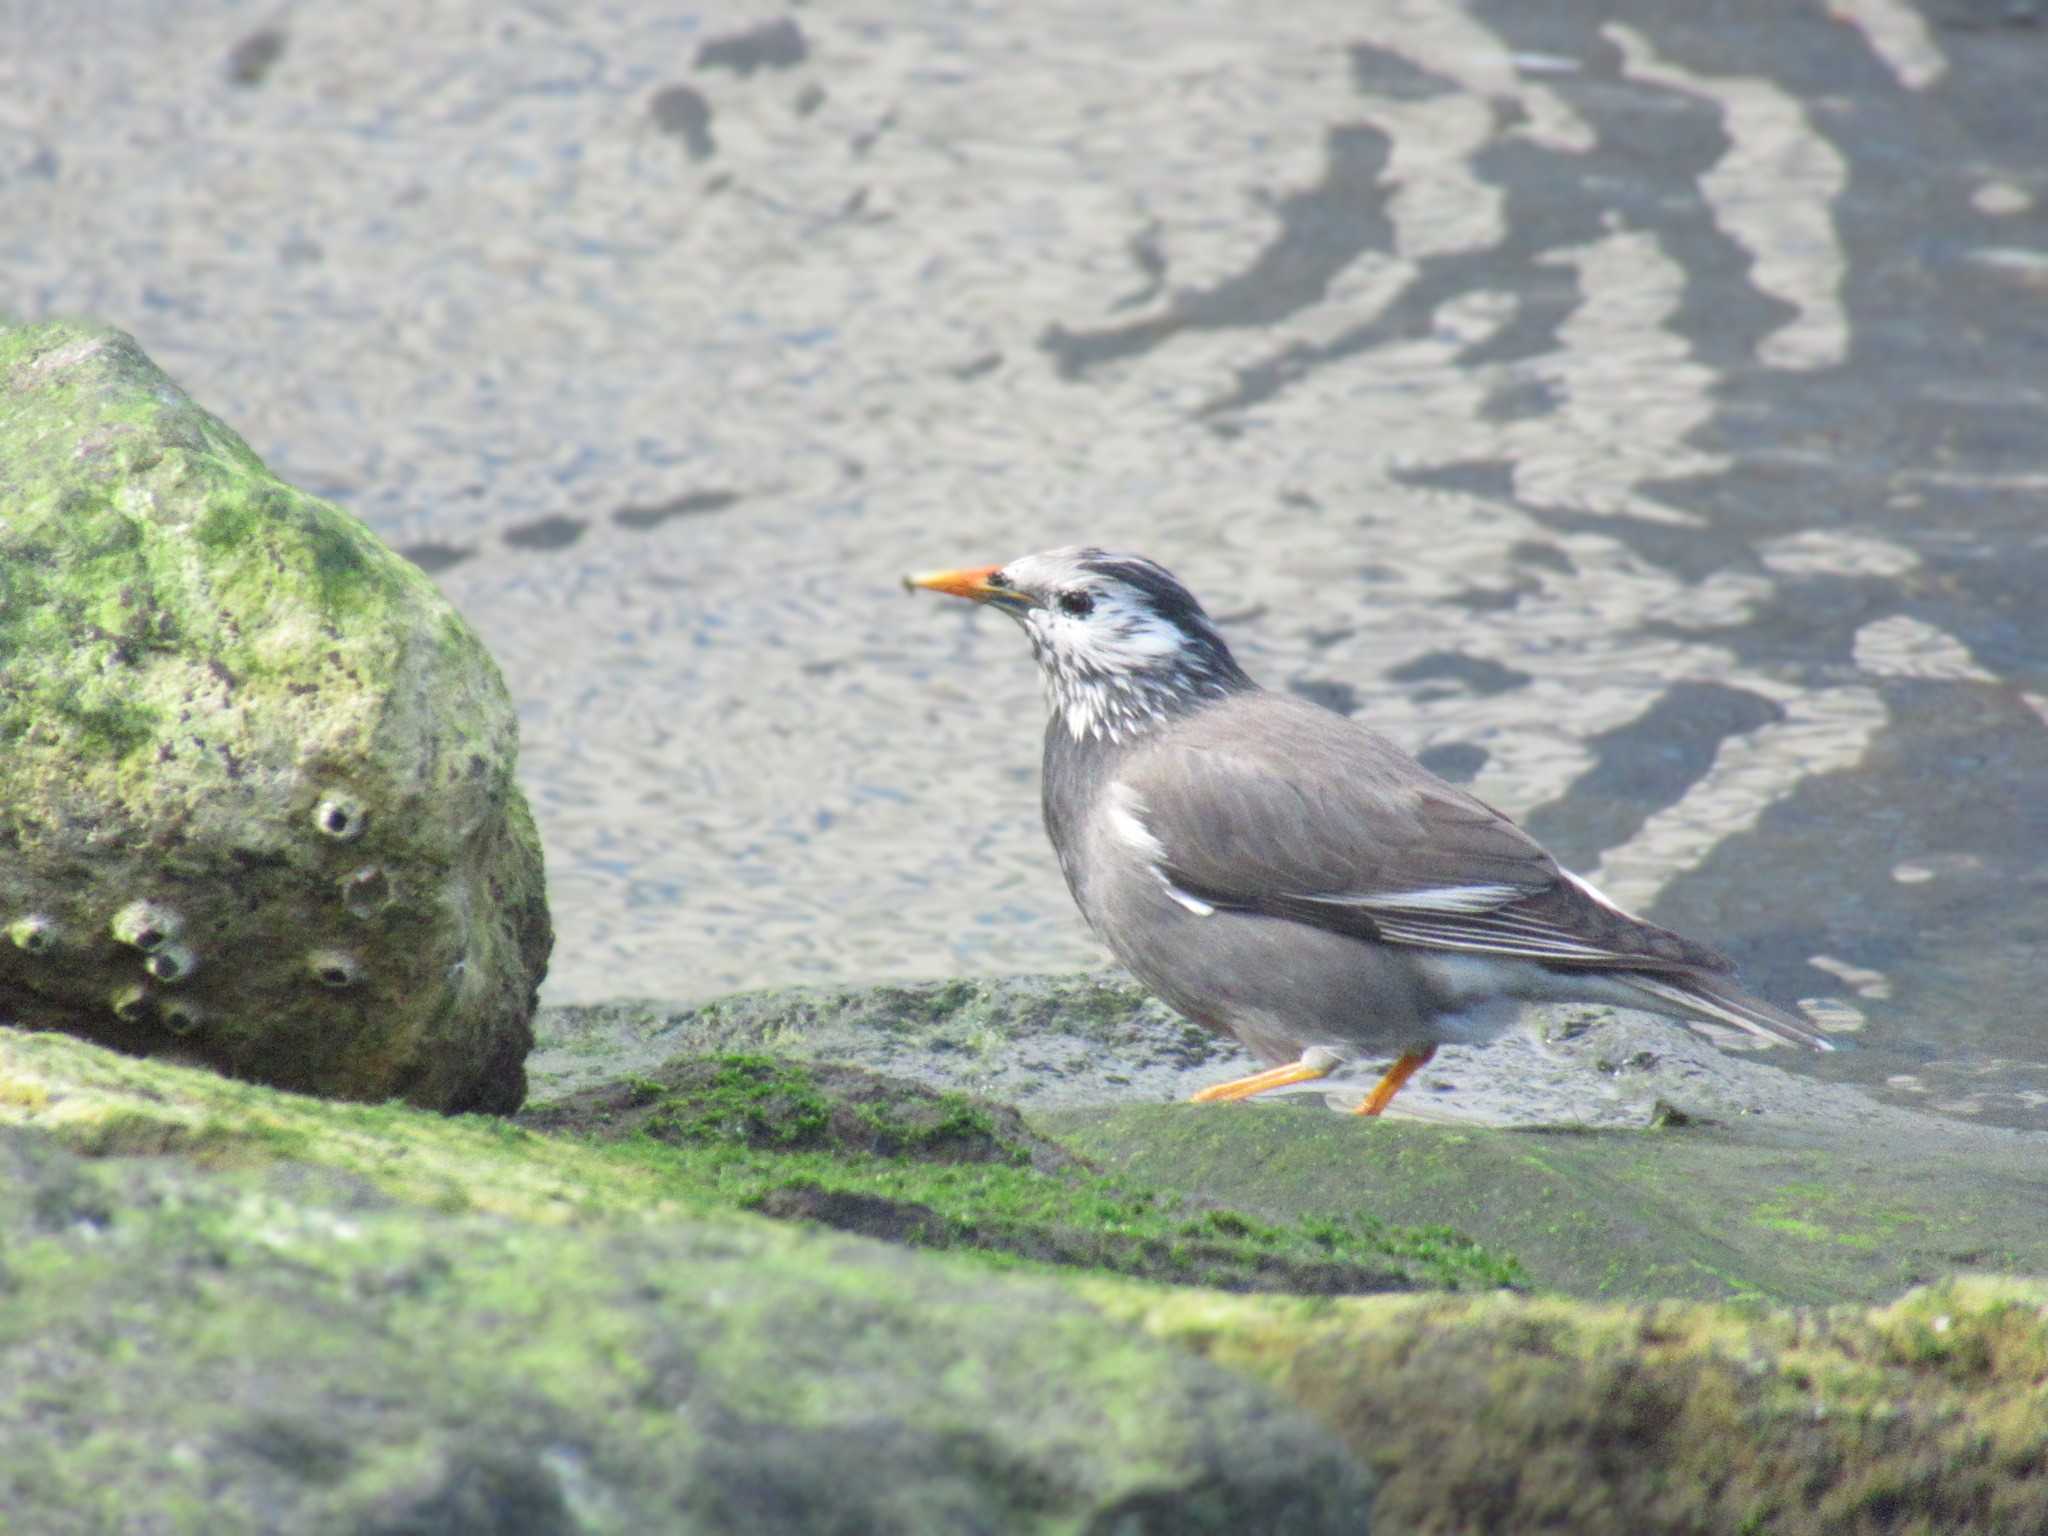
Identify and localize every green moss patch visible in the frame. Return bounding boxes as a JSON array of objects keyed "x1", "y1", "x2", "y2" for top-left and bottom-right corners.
[
  {"x1": 522, "y1": 1052, "x2": 1077, "y2": 1169},
  {"x1": 7, "y1": 1020, "x2": 2048, "y2": 1532},
  {"x1": 520, "y1": 1051, "x2": 1525, "y2": 1295},
  {"x1": 1, "y1": 1029, "x2": 1520, "y2": 1296},
  {"x1": 1089, "y1": 1277, "x2": 2048, "y2": 1536},
  {"x1": 0, "y1": 1118, "x2": 1370, "y2": 1532},
  {"x1": 0, "y1": 321, "x2": 546, "y2": 1113},
  {"x1": 1047, "y1": 1100, "x2": 2048, "y2": 1306}
]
